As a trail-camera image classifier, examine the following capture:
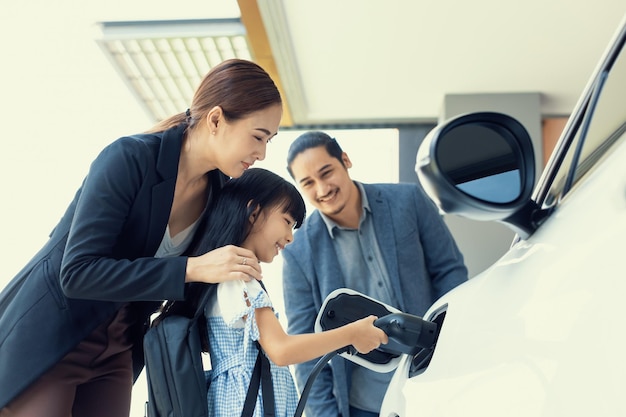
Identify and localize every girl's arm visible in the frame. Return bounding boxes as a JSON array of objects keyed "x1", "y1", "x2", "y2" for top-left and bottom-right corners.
[{"x1": 255, "y1": 307, "x2": 388, "y2": 367}]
